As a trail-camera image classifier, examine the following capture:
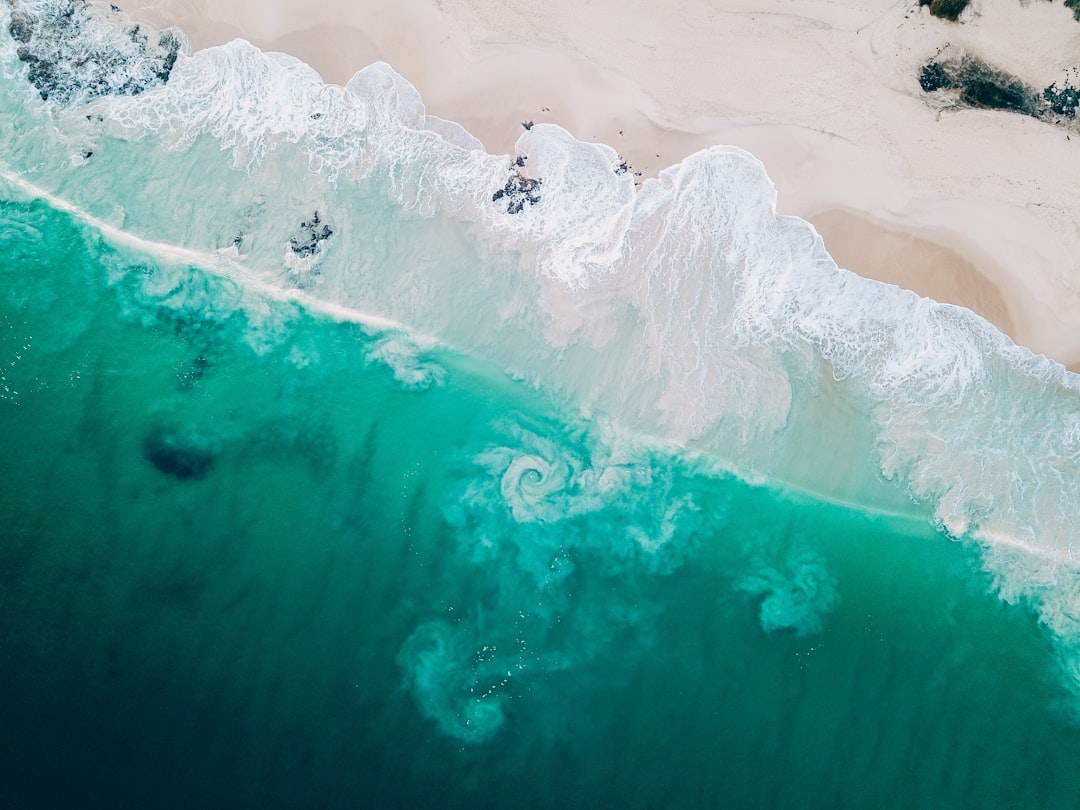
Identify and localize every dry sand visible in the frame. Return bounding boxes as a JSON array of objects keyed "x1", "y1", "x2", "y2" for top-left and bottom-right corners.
[{"x1": 120, "y1": 0, "x2": 1080, "y2": 368}]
